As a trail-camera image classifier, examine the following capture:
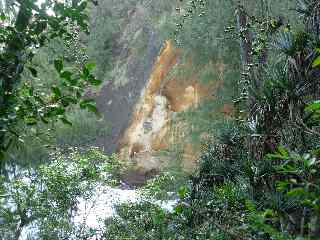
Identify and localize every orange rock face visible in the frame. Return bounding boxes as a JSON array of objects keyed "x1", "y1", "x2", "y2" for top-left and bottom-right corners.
[{"x1": 118, "y1": 40, "x2": 218, "y2": 174}]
